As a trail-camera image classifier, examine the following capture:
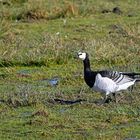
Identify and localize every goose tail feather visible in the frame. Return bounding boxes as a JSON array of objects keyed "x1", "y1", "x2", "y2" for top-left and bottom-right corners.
[
  {"x1": 136, "y1": 79, "x2": 140, "y2": 82},
  {"x1": 121, "y1": 72, "x2": 140, "y2": 80}
]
